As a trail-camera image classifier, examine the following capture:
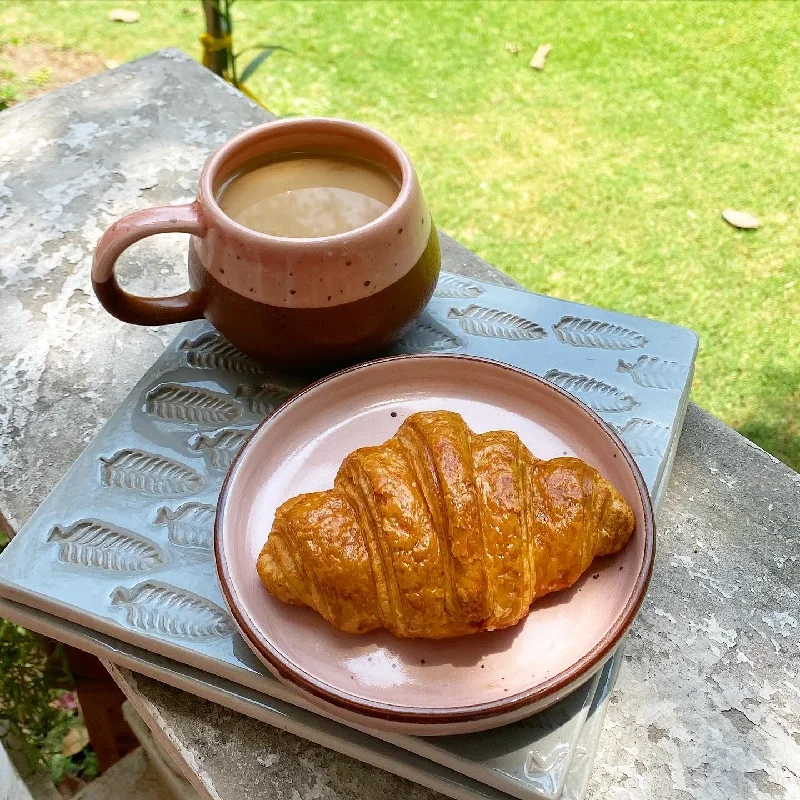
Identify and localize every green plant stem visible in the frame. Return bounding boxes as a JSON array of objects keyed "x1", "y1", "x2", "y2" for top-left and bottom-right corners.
[{"x1": 201, "y1": 0, "x2": 228, "y2": 78}]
